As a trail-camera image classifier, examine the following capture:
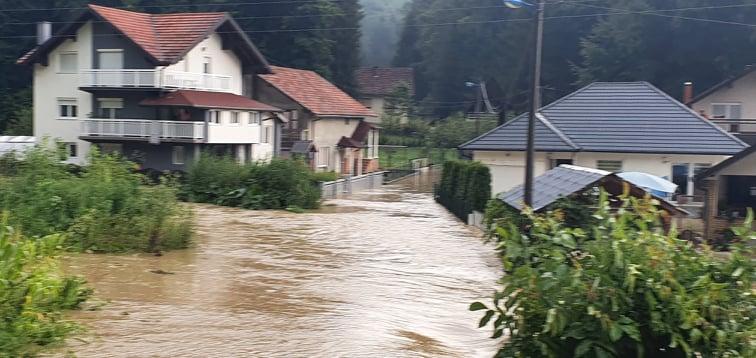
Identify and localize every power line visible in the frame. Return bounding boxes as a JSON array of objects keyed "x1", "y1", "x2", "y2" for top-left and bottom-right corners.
[
  {"x1": 0, "y1": 0, "x2": 353, "y2": 13},
  {"x1": 567, "y1": 1, "x2": 756, "y2": 27}
]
